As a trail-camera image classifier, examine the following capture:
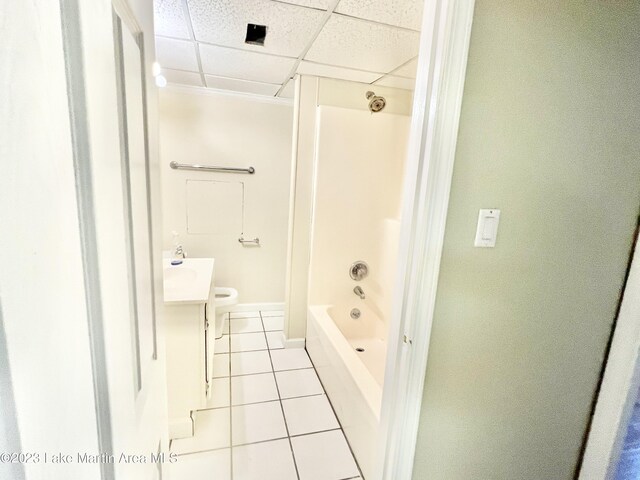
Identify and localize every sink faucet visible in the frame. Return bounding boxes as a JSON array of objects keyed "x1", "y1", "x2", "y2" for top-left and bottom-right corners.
[
  {"x1": 174, "y1": 244, "x2": 186, "y2": 259},
  {"x1": 353, "y1": 286, "x2": 365, "y2": 299},
  {"x1": 172, "y1": 231, "x2": 186, "y2": 260}
]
